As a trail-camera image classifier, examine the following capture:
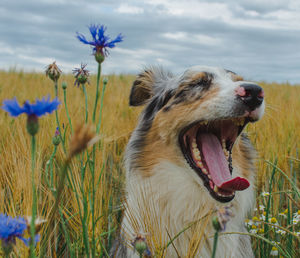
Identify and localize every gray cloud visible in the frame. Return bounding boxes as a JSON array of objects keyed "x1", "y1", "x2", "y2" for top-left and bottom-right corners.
[{"x1": 0, "y1": 0, "x2": 299, "y2": 83}]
